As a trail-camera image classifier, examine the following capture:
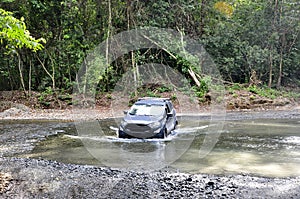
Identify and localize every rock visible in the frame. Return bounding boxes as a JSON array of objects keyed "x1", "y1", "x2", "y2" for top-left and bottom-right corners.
[
  {"x1": 185, "y1": 177, "x2": 193, "y2": 182},
  {"x1": 13, "y1": 103, "x2": 31, "y2": 112},
  {"x1": 0, "y1": 107, "x2": 21, "y2": 117},
  {"x1": 273, "y1": 98, "x2": 290, "y2": 106},
  {"x1": 0, "y1": 104, "x2": 31, "y2": 118},
  {"x1": 206, "y1": 181, "x2": 215, "y2": 189},
  {"x1": 0, "y1": 173, "x2": 12, "y2": 194}
]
